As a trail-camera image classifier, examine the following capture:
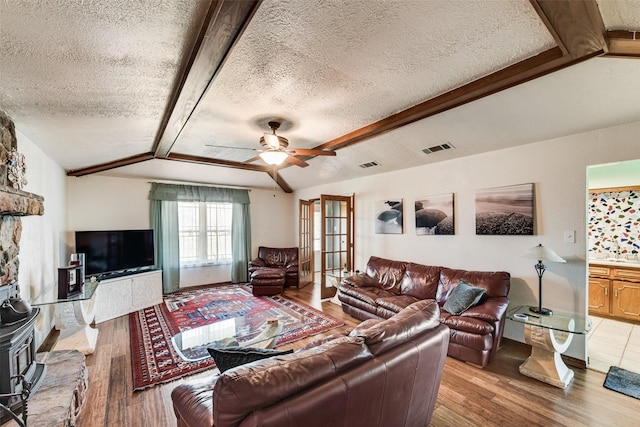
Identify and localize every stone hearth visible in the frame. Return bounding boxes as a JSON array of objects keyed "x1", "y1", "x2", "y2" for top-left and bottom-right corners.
[
  {"x1": 0, "y1": 111, "x2": 47, "y2": 423},
  {"x1": 0, "y1": 111, "x2": 45, "y2": 290},
  {"x1": 28, "y1": 350, "x2": 88, "y2": 427}
]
